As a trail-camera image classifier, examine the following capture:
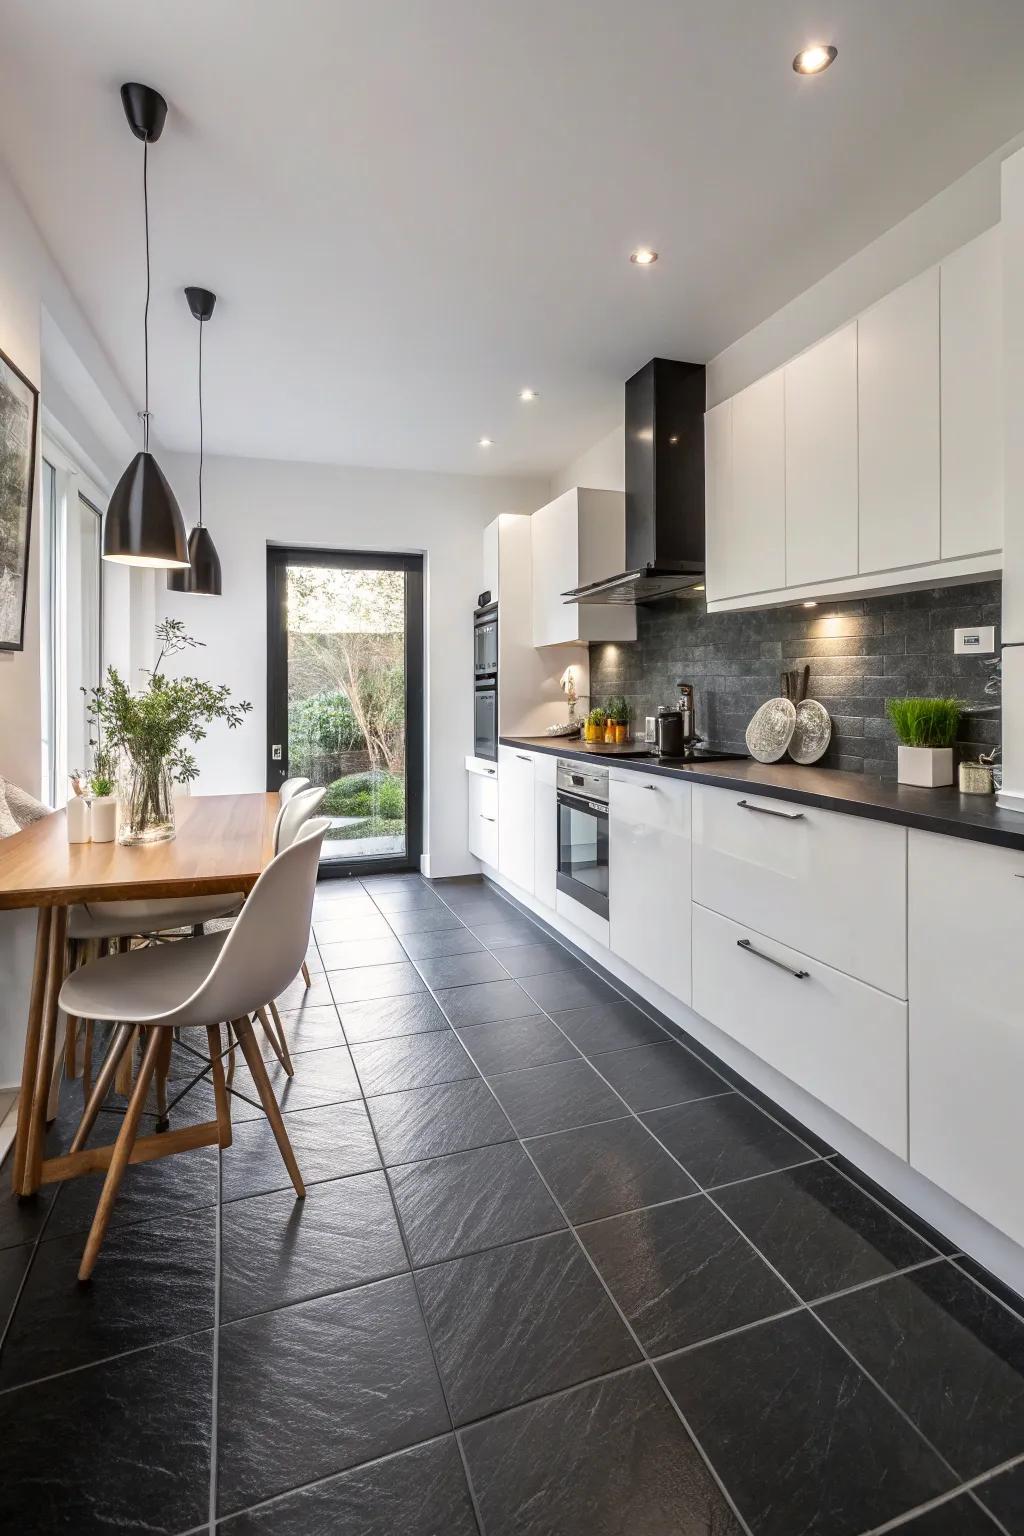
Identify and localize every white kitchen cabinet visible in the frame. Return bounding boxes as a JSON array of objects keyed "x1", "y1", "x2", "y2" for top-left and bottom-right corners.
[
  {"x1": 691, "y1": 785, "x2": 907, "y2": 998},
  {"x1": 692, "y1": 904, "x2": 908, "y2": 1157},
  {"x1": 497, "y1": 745, "x2": 535, "y2": 894},
  {"x1": 609, "y1": 772, "x2": 691, "y2": 1002},
  {"x1": 703, "y1": 398, "x2": 732, "y2": 603},
  {"x1": 858, "y1": 267, "x2": 940, "y2": 573},
  {"x1": 784, "y1": 323, "x2": 859, "y2": 586},
  {"x1": 706, "y1": 372, "x2": 785, "y2": 601},
  {"x1": 908, "y1": 831, "x2": 1024, "y2": 1247},
  {"x1": 531, "y1": 487, "x2": 636, "y2": 647},
  {"x1": 482, "y1": 519, "x2": 500, "y2": 603},
  {"x1": 941, "y1": 226, "x2": 1002, "y2": 560},
  {"x1": 533, "y1": 752, "x2": 558, "y2": 909},
  {"x1": 466, "y1": 760, "x2": 498, "y2": 867}
]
